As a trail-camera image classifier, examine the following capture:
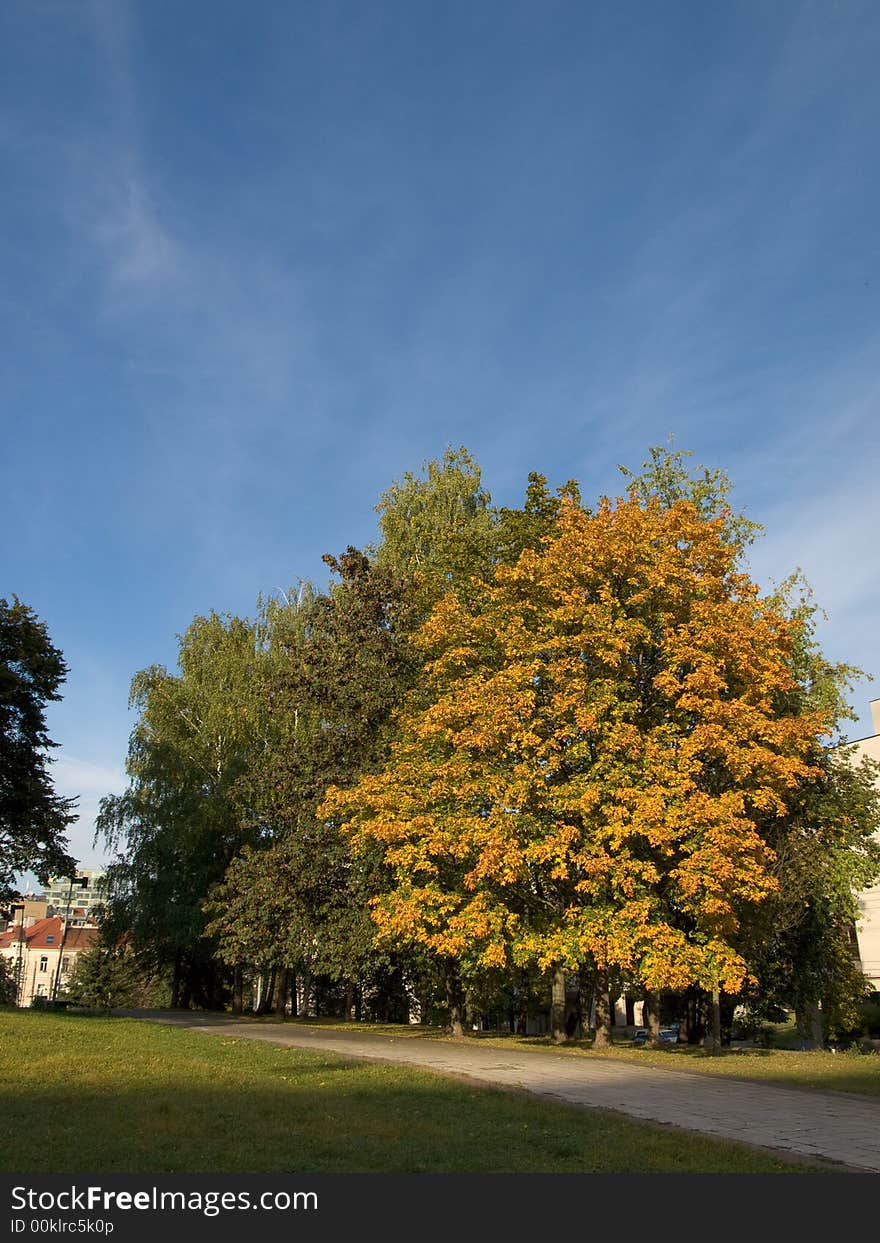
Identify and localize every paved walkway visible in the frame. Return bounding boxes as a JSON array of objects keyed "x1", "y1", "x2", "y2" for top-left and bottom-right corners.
[{"x1": 125, "y1": 1011, "x2": 880, "y2": 1172}]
